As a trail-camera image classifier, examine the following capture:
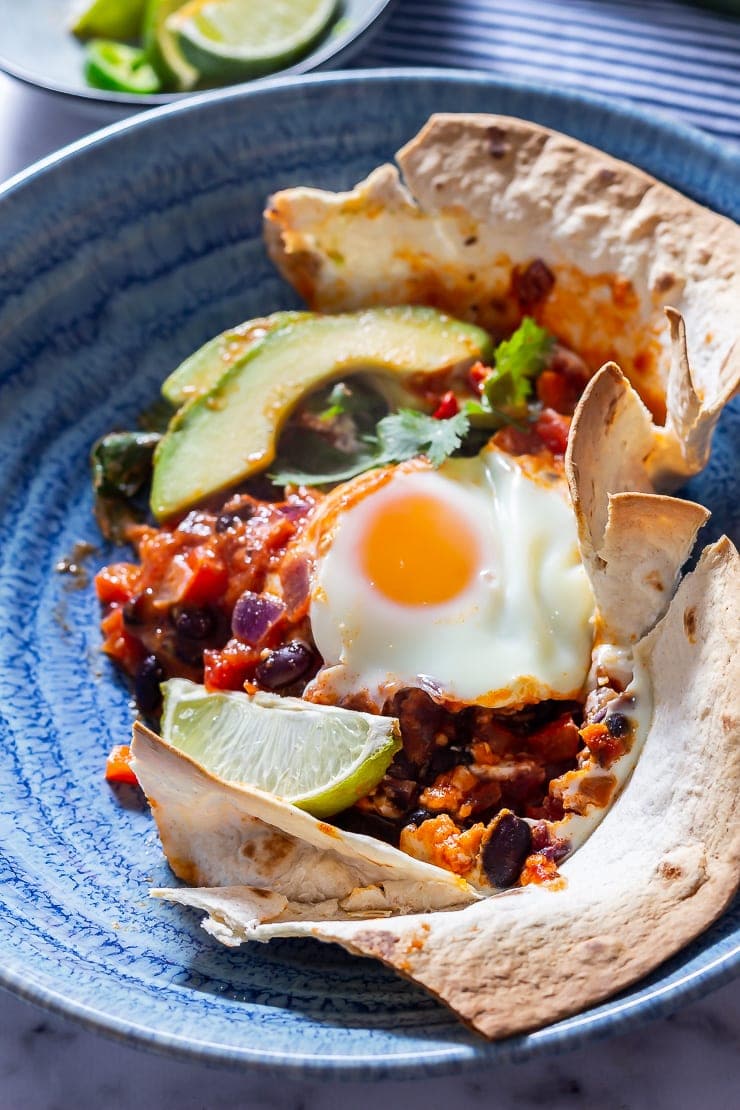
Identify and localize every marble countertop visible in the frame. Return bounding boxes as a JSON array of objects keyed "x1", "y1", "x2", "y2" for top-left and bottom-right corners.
[
  {"x1": 1, "y1": 70, "x2": 738, "y2": 1107},
  {"x1": 1, "y1": 981, "x2": 738, "y2": 1109}
]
